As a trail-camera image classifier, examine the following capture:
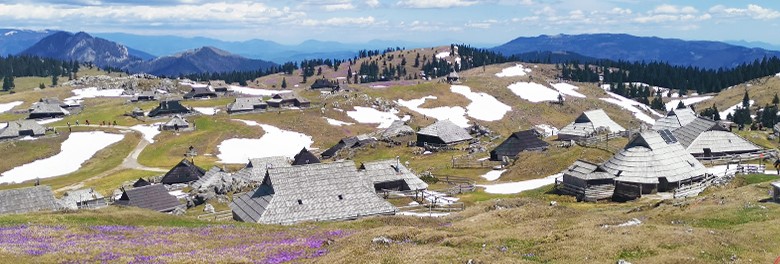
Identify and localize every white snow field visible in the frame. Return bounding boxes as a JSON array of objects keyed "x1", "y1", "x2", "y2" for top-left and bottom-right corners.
[
  {"x1": 435, "y1": 52, "x2": 450, "y2": 59},
  {"x1": 551, "y1": 83, "x2": 586, "y2": 98},
  {"x1": 478, "y1": 173, "x2": 562, "y2": 194},
  {"x1": 346, "y1": 106, "x2": 400, "y2": 128},
  {"x1": 450, "y1": 85, "x2": 511, "y2": 122},
  {"x1": 495, "y1": 64, "x2": 532, "y2": 77},
  {"x1": 507, "y1": 82, "x2": 560, "y2": 103},
  {"x1": 534, "y1": 124, "x2": 559, "y2": 137},
  {"x1": 324, "y1": 117, "x2": 354, "y2": 126},
  {"x1": 481, "y1": 170, "x2": 506, "y2": 181},
  {"x1": 665, "y1": 96, "x2": 713, "y2": 111},
  {"x1": 396, "y1": 96, "x2": 470, "y2": 127},
  {"x1": 36, "y1": 118, "x2": 63, "y2": 125},
  {"x1": 193, "y1": 107, "x2": 219, "y2": 116},
  {"x1": 422, "y1": 190, "x2": 459, "y2": 205},
  {"x1": 0, "y1": 101, "x2": 22, "y2": 113},
  {"x1": 217, "y1": 120, "x2": 313, "y2": 163},
  {"x1": 0, "y1": 131, "x2": 124, "y2": 184},
  {"x1": 229, "y1": 85, "x2": 291, "y2": 96},
  {"x1": 65, "y1": 87, "x2": 126, "y2": 104},
  {"x1": 600, "y1": 92, "x2": 660, "y2": 124},
  {"x1": 179, "y1": 81, "x2": 208, "y2": 88},
  {"x1": 129, "y1": 123, "x2": 163, "y2": 143},
  {"x1": 720, "y1": 100, "x2": 755, "y2": 118}
]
